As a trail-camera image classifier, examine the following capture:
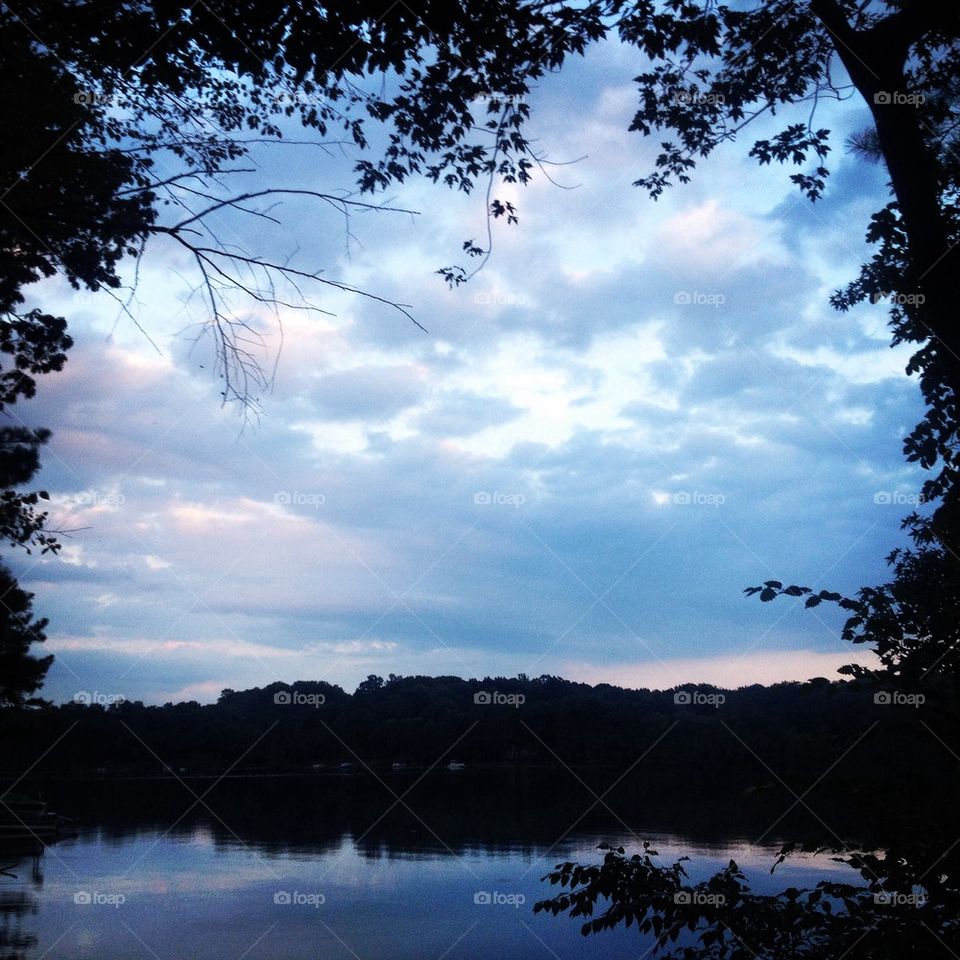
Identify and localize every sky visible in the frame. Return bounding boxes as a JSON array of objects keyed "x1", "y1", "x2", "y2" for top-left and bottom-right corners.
[{"x1": 13, "y1": 39, "x2": 928, "y2": 705}]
